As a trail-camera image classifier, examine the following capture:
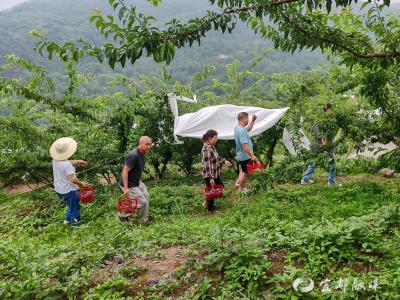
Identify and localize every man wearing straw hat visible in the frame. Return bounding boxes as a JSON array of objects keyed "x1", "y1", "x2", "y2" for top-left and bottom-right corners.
[
  {"x1": 119, "y1": 136, "x2": 152, "y2": 223},
  {"x1": 50, "y1": 137, "x2": 88, "y2": 226}
]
